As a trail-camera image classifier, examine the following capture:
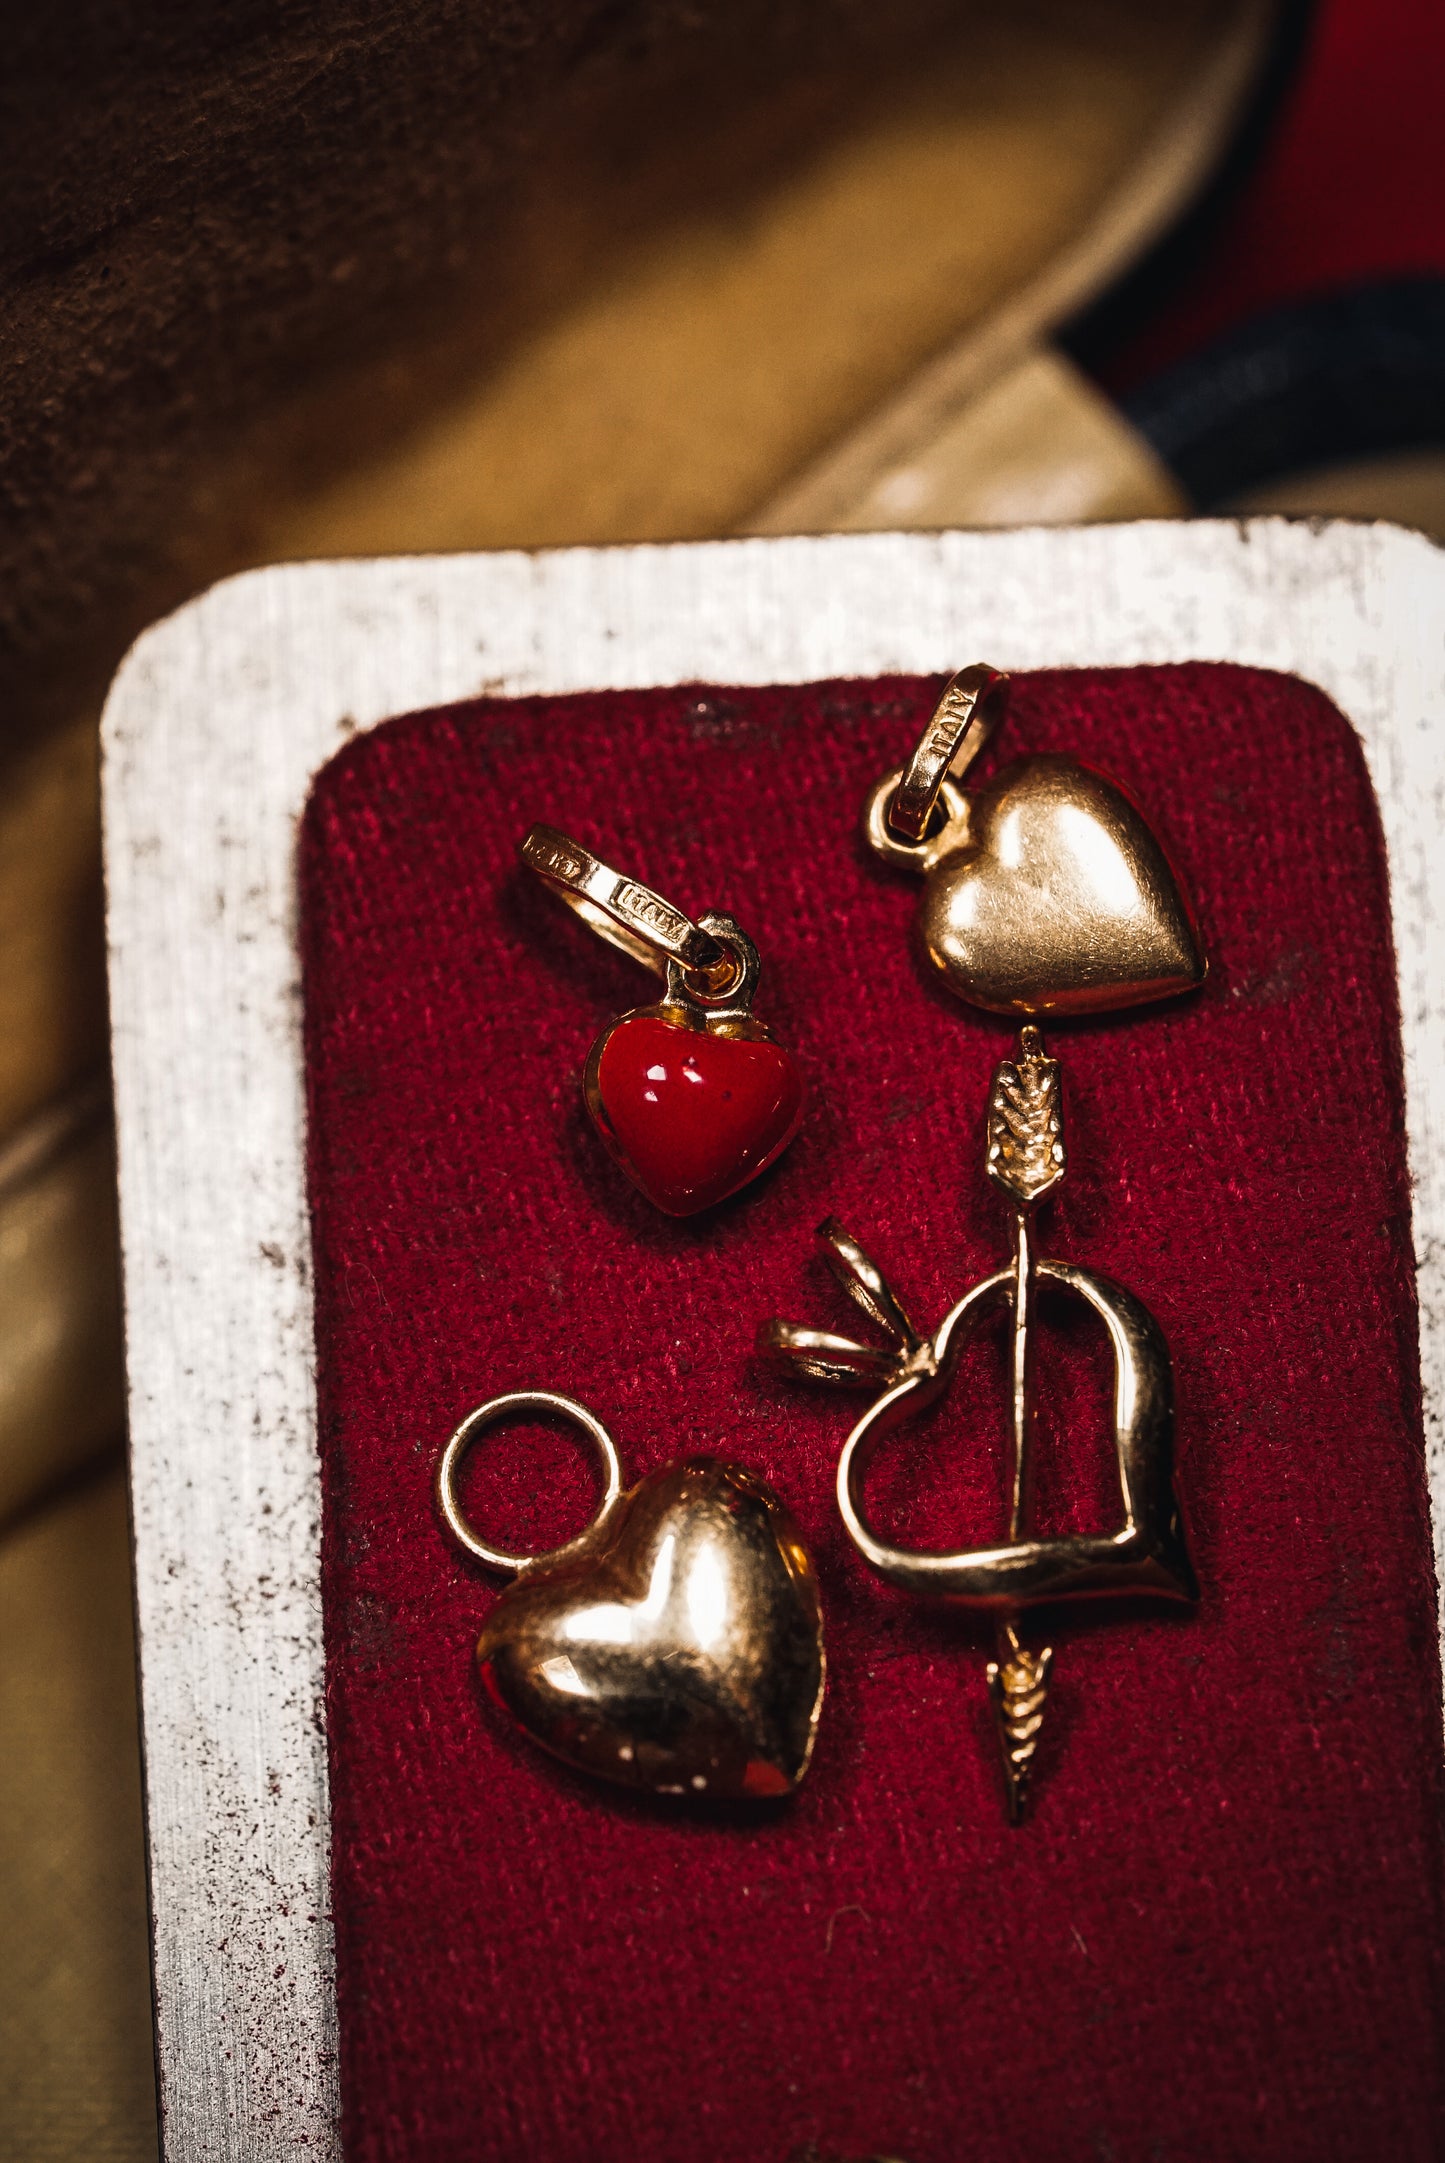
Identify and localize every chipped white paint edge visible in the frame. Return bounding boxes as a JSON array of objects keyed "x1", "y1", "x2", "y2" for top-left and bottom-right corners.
[{"x1": 102, "y1": 520, "x2": 1445, "y2": 2161}]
